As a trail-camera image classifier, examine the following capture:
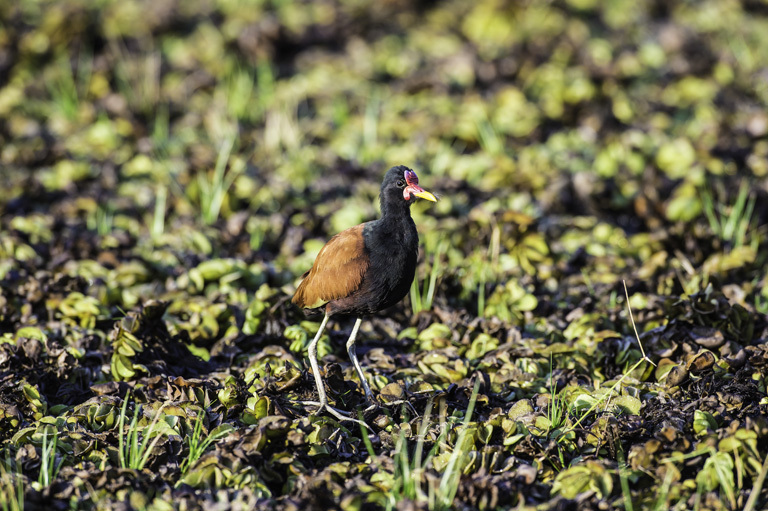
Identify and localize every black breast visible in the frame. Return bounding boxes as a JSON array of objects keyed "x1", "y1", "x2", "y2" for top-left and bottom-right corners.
[{"x1": 327, "y1": 217, "x2": 418, "y2": 316}]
